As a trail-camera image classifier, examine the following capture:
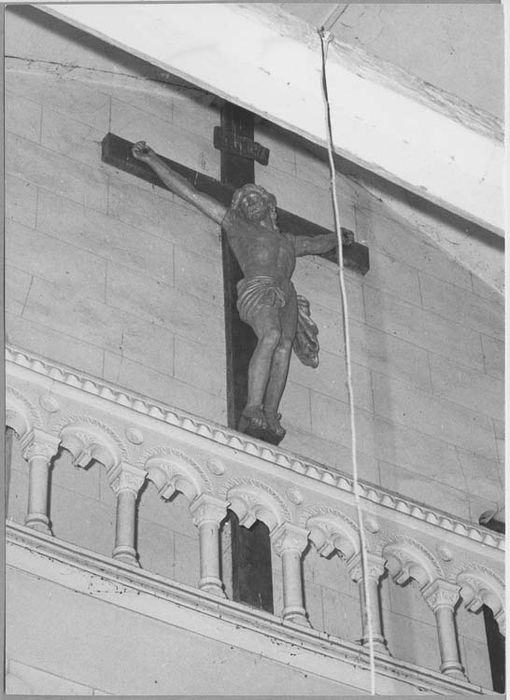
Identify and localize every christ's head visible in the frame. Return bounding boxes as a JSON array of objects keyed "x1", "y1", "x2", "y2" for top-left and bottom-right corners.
[{"x1": 231, "y1": 184, "x2": 278, "y2": 227}]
